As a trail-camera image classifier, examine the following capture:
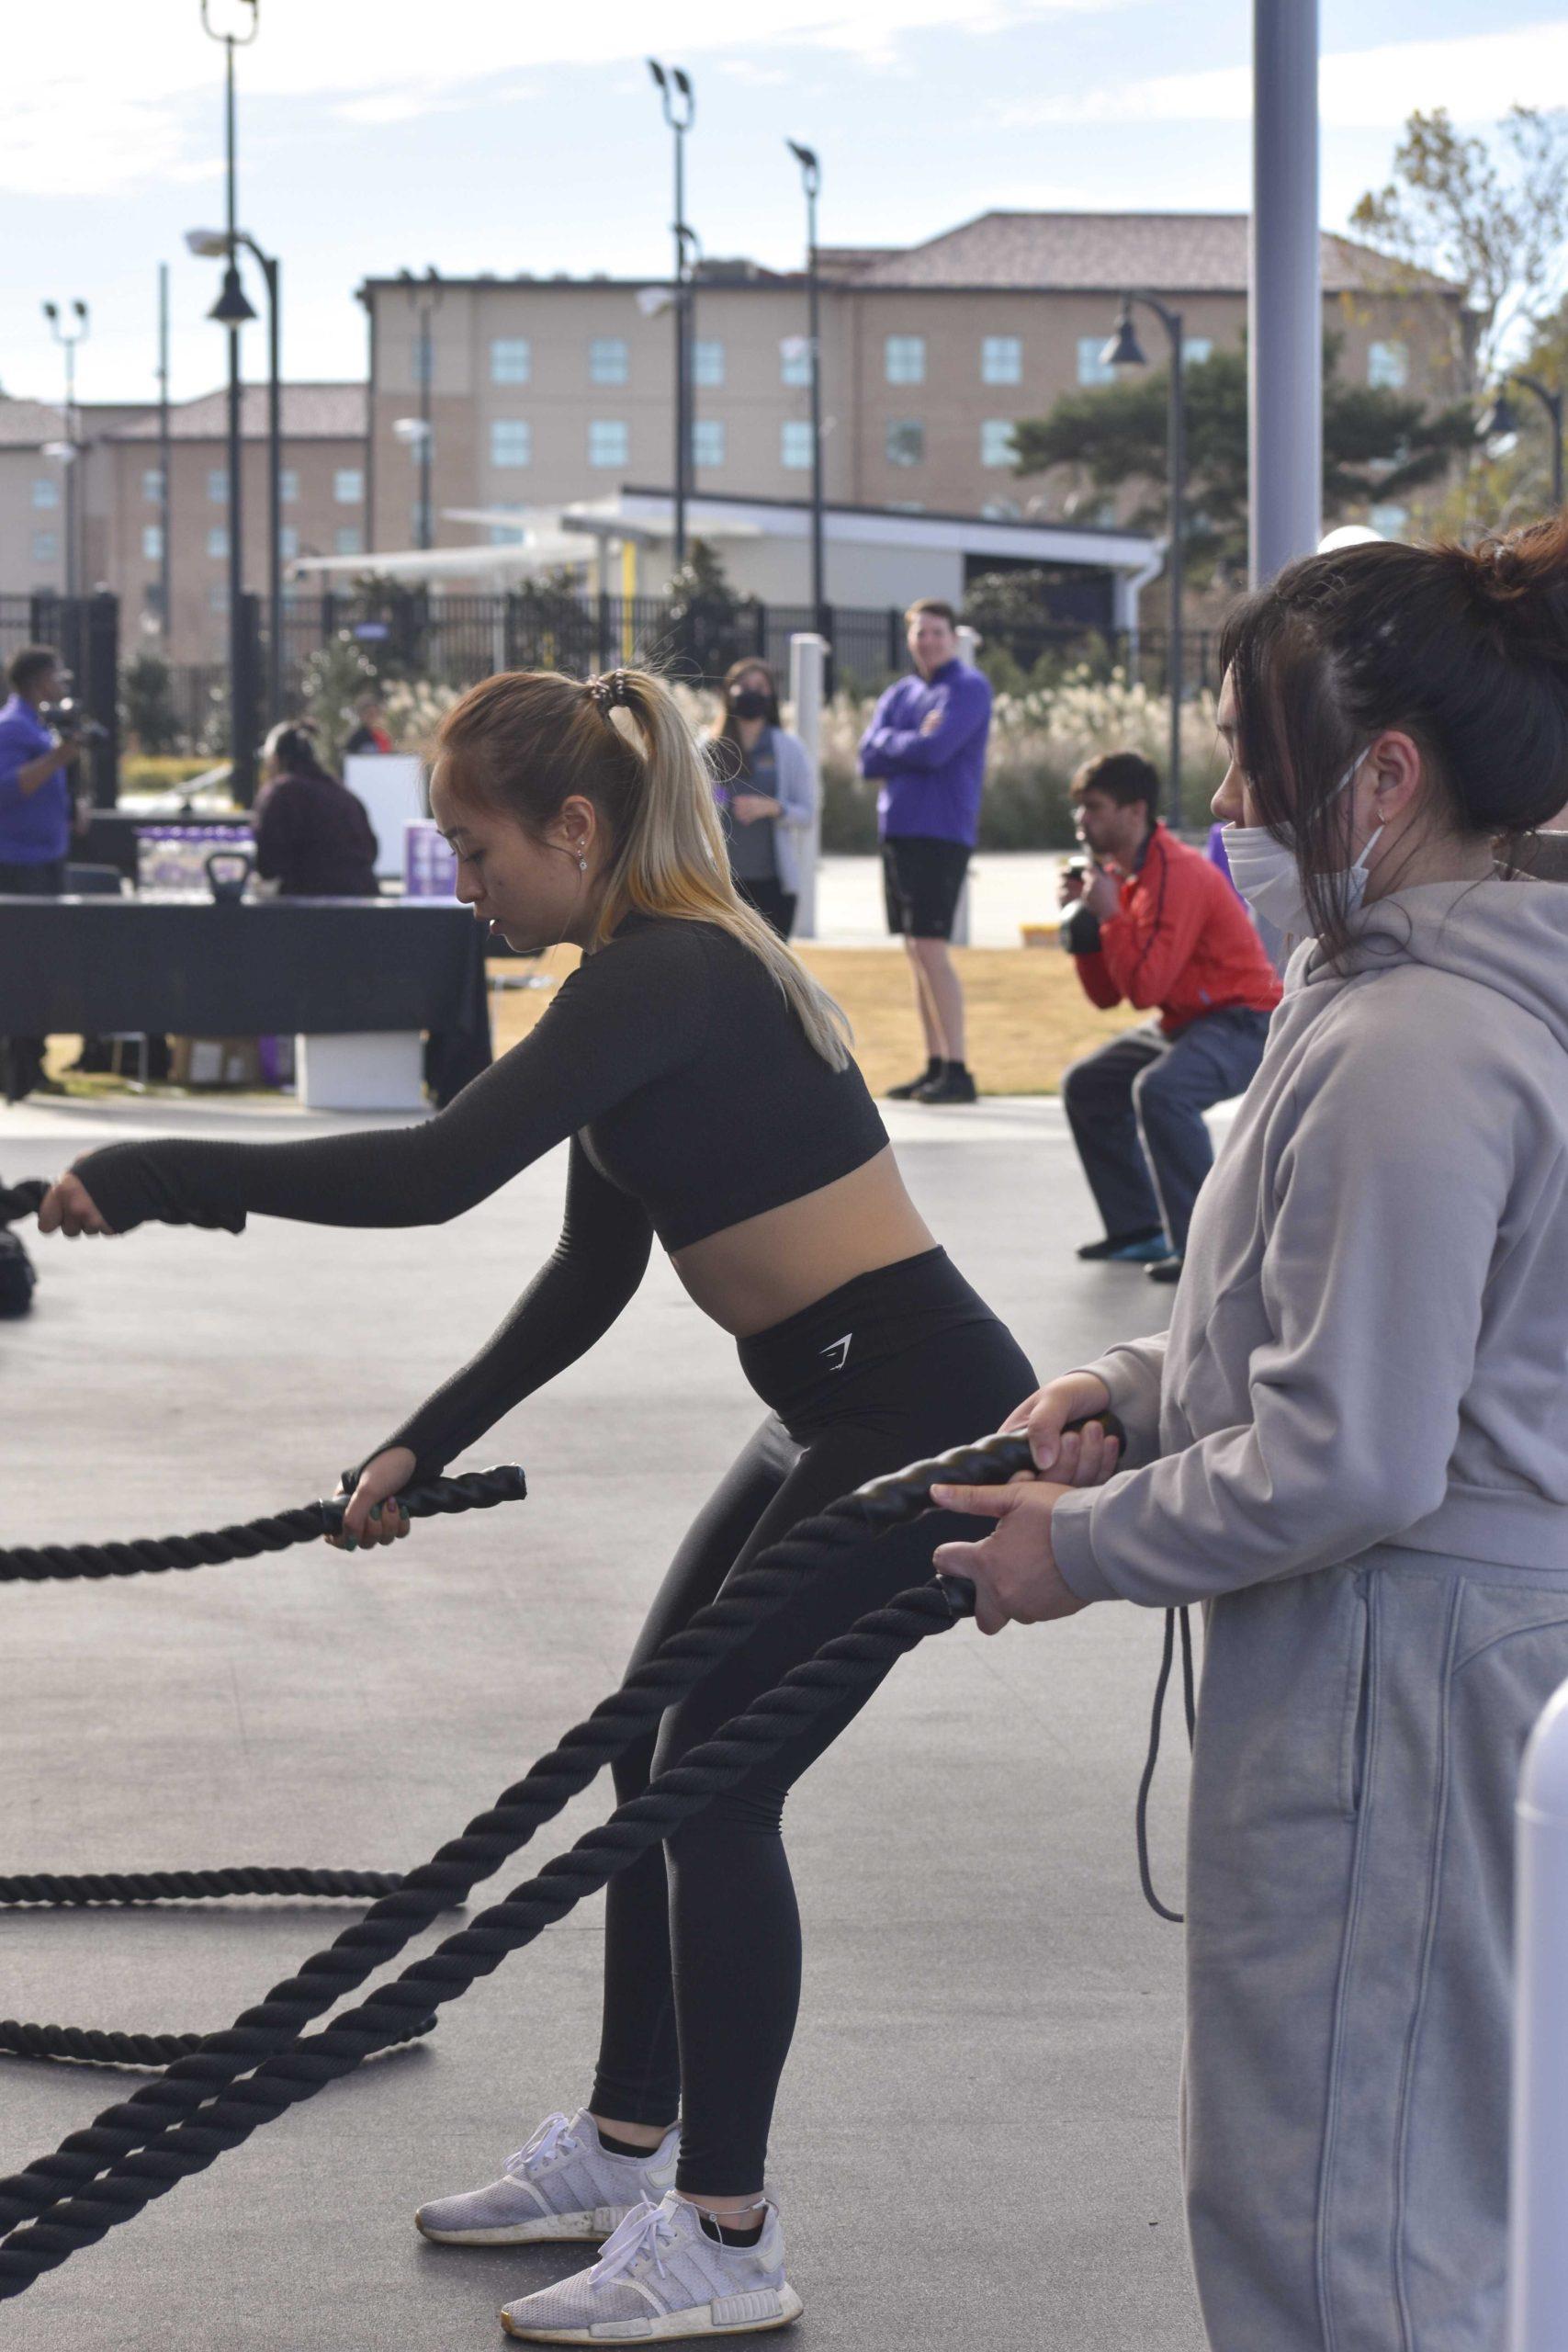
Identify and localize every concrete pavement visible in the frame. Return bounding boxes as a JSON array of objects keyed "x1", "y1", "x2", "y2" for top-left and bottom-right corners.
[{"x1": 0, "y1": 1087, "x2": 1206, "y2": 2352}]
